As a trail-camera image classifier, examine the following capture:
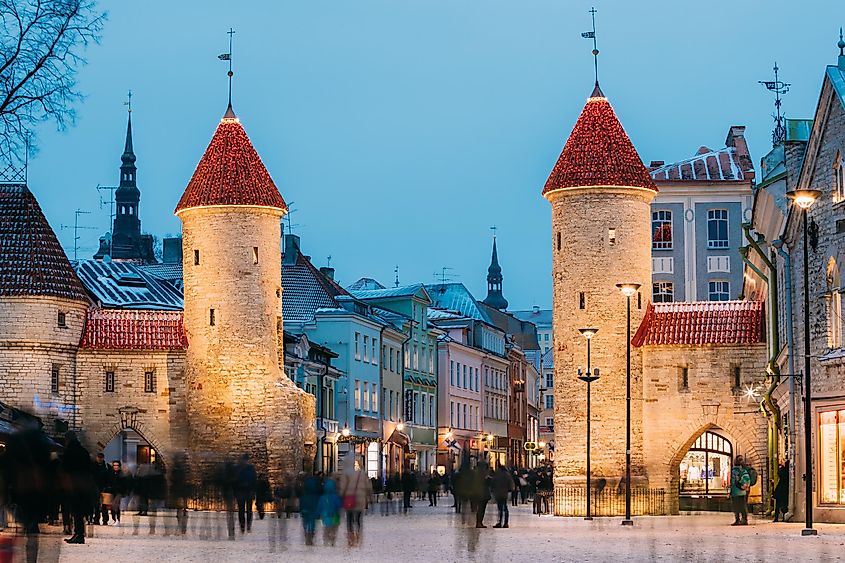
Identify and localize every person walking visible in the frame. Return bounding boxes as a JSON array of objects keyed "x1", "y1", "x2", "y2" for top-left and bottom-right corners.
[
  {"x1": 235, "y1": 453, "x2": 257, "y2": 534},
  {"x1": 318, "y1": 478, "x2": 342, "y2": 546},
  {"x1": 170, "y1": 452, "x2": 191, "y2": 534},
  {"x1": 300, "y1": 473, "x2": 322, "y2": 546},
  {"x1": 92, "y1": 452, "x2": 112, "y2": 525},
  {"x1": 729, "y1": 455, "x2": 751, "y2": 526},
  {"x1": 510, "y1": 468, "x2": 520, "y2": 507},
  {"x1": 109, "y1": 460, "x2": 127, "y2": 525},
  {"x1": 427, "y1": 471, "x2": 440, "y2": 507},
  {"x1": 62, "y1": 431, "x2": 94, "y2": 544},
  {"x1": 474, "y1": 462, "x2": 491, "y2": 529},
  {"x1": 340, "y1": 457, "x2": 372, "y2": 547},
  {"x1": 772, "y1": 461, "x2": 789, "y2": 522},
  {"x1": 401, "y1": 469, "x2": 415, "y2": 512},
  {"x1": 493, "y1": 466, "x2": 515, "y2": 528}
]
